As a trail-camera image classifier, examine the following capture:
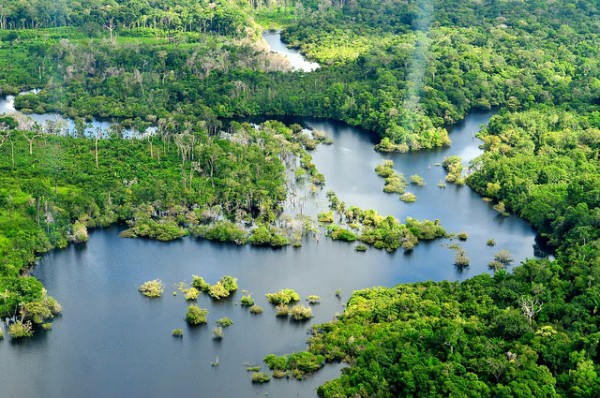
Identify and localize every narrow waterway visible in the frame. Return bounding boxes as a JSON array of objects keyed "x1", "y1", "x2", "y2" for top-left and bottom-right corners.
[{"x1": 263, "y1": 30, "x2": 320, "y2": 72}]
